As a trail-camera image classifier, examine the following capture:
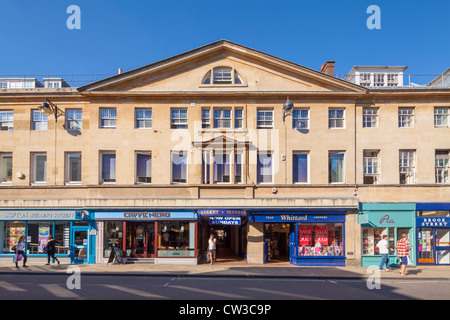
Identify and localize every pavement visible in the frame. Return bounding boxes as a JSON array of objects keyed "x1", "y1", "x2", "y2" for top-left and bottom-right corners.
[{"x1": 1, "y1": 260, "x2": 450, "y2": 280}]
